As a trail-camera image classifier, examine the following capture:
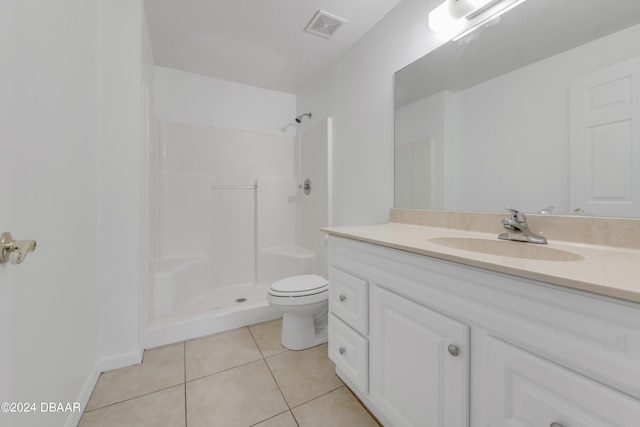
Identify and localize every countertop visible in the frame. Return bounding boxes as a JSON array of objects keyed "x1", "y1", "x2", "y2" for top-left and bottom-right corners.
[{"x1": 323, "y1": 222, "x2": 640, "y2": 304}]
